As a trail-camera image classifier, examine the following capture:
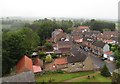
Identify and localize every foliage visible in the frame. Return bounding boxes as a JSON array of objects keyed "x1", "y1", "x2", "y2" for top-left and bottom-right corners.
[
  {"x1": 2, "y1": 19, "x2": 28, "y2": 31},
  {"x1": 110, "y1": 44, "x2": 119, "y2": 52},
  {"x1": 26, "y1": 18, "x2": 73, "y2": 45},
  {"x1": 43, "y1": 70, "x2": 64, "y2": 74},
  {"x1": 82, "y1": 19, "x2": 115, "y2": 32},
  {"x1": 107, "y1": 44, "x2": 120, "y2": 69},
  {"x1": 114, "y1": 50, "x2": 120, "y2": 68},
  {"x1": 55, "y1": 70, "x2": 64, "y2": 74},
  {"x1": 101, "y1": 64, "x2": 111, "y2": 77},
  {"x1": 45, "y1": 54, "x2": 53, "y2": 63},
  {"x1": 2, "y1": 28, "x2": 39, "y2": 76},
  {"x1": 44, "y1": 42, "x2": 53, "y2": 50},
  {"x1": 38, "y1": 51, "x2": 46, "y2": 58},
  {"x1": 51, "y1": 53, "x2": 57, "y2": 59}
]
